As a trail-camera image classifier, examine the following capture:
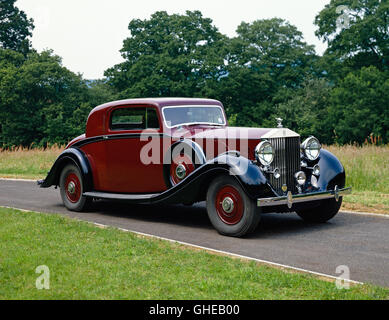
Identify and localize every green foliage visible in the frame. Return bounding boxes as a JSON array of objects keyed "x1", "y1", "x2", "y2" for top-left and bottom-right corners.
[
  {"x1": 0, "y1": 0, "x2": 34, "y2": 53},
  {"x1": 308, "y1": 0, "x2": 389, "y2": 144},
  {"x1": 0, "y1": 1, "x2": 388, "y2": 148},
  {"x1": 315, "y1": 0, "x2": 389, "y2": 71},
  {"x1": 209, "y1": 18, "x2": 319, "y2": 128},
  {"x1": 0, "y1": 50, "x2": 90, "y2": 147},
  {"x1": 276, "y1": 78, "x2": 334, "y2": 143},
  {"x1": 234, "y1": 18, "x2": 317, "y2": 88},
  {"x1": 329, "y1": 66, "x2": 389, "y2": 144},
  {"x1": 0, "y1": 2, "x2": 99, "y2": 148},
  {"x1": 105, "y1": 11, "x2": 227, "y2": 98},
  {"x1": 86, "y1": 79, "x2": 115, "y2": 107}
]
